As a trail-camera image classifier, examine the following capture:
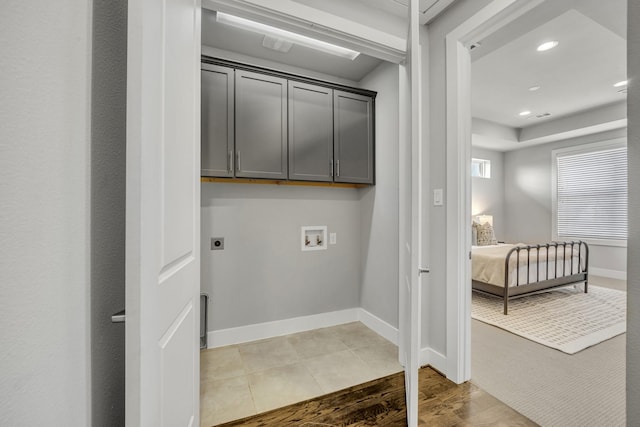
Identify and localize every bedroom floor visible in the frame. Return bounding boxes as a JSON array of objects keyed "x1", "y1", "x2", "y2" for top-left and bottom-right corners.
[
  {"x1": 199, "y1": 322, "x2": 402, "y2": 426},
  {"x1": 471, "y1": 275, "x2": 626, "y2": 427}
]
